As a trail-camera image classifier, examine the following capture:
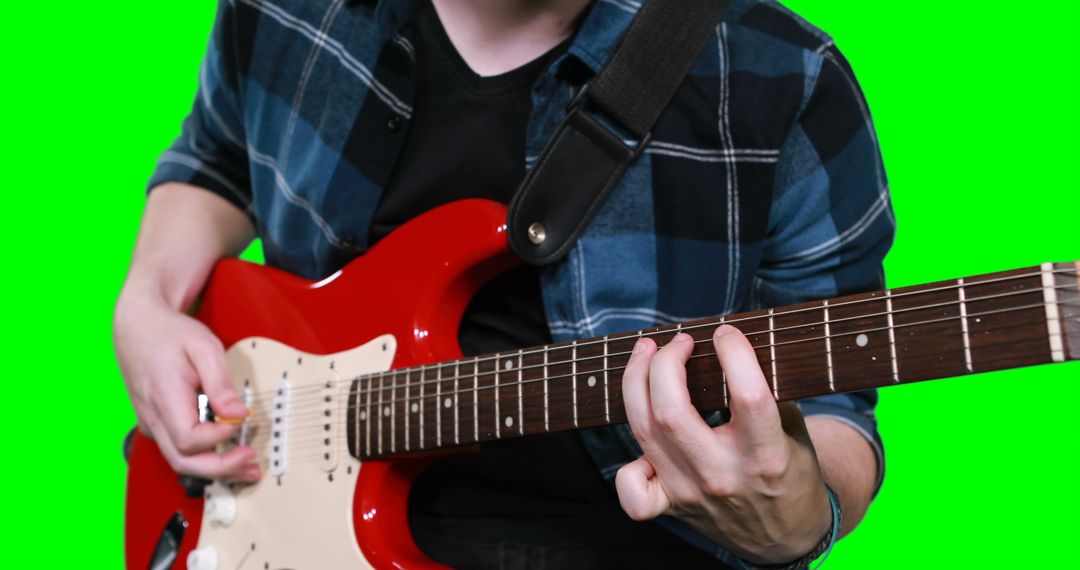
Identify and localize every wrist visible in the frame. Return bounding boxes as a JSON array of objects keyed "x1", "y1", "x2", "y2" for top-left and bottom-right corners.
[
  {"x1": 740, "y1": 484, "x2": 841, "y2": 570},
  {"x1": 115, "y1": 275, "x2": 184, "y2": 331},
  {"x1": 119, "y1": 263, "x2": 207, "y2": 314}
]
